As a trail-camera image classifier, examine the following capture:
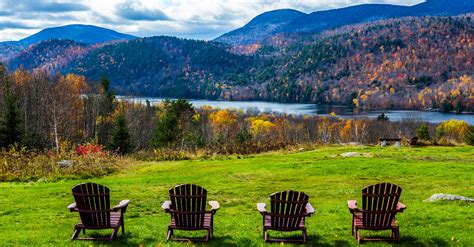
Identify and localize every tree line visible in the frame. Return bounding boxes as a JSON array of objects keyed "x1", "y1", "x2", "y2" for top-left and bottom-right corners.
[{"x1": 1, "y1": 65, "x2": 473, "y2": 157}]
